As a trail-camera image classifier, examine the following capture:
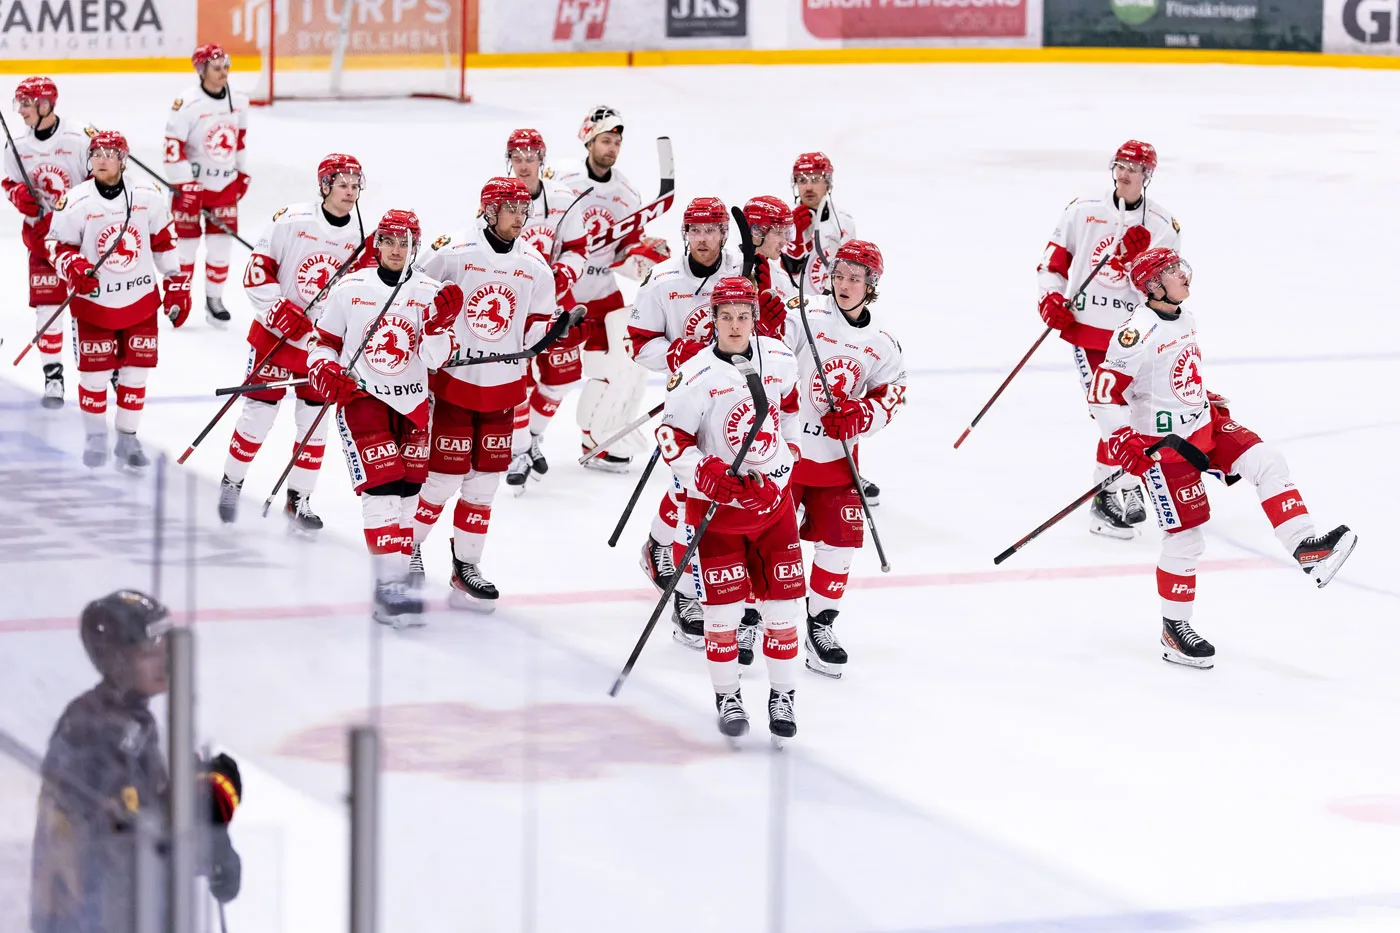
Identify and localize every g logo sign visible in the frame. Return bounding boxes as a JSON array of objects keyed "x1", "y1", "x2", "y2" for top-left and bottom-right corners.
[{"x1": 1343, "y1": 0, "x2": 1394, "y2": 41}]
